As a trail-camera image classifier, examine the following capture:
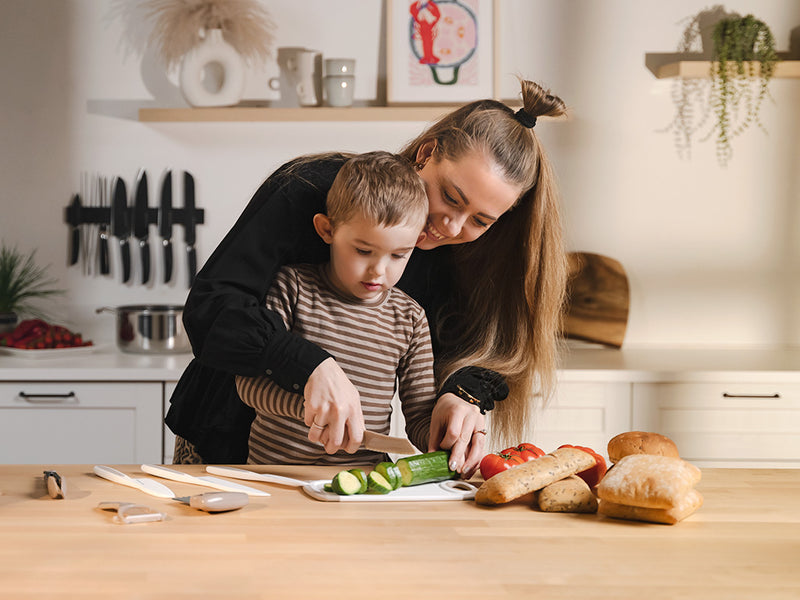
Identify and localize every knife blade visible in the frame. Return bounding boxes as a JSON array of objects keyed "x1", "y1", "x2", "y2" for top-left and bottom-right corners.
[
  {"x1": 133, "y1": 169, "x2": 151, "y2": 284},
  {"x1": 140, "y1": 464, "x2": 271, "y2": 497},
  {"x1": 98, "y1": 177, "x2": 110, "y2": 275},
  {"x1": 65, "y1": 194, "x2": 81, "y2": 265},
  {"x1": 183, "y1": 171, "x2": 197, "y2": 287},
  {"x1": 158, "y1": 170, "x2": 173, "y2": 283},
  {"x1": 361, "y1": 431, "x2": 417, "y2": 455},
  {"x1": 111, "y1": 177, "x2": 131, "y2": 283}
]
